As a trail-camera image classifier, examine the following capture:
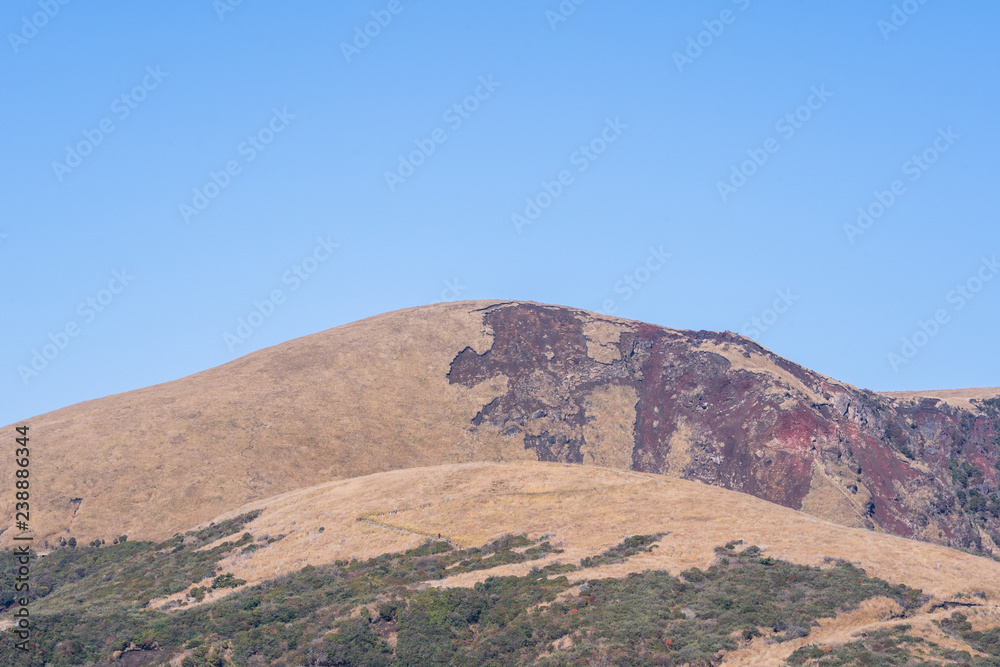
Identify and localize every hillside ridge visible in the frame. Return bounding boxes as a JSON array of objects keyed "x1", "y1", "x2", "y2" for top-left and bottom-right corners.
[{"x1": 1, "y1": 300, "x2": 997, "y2": 556}]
